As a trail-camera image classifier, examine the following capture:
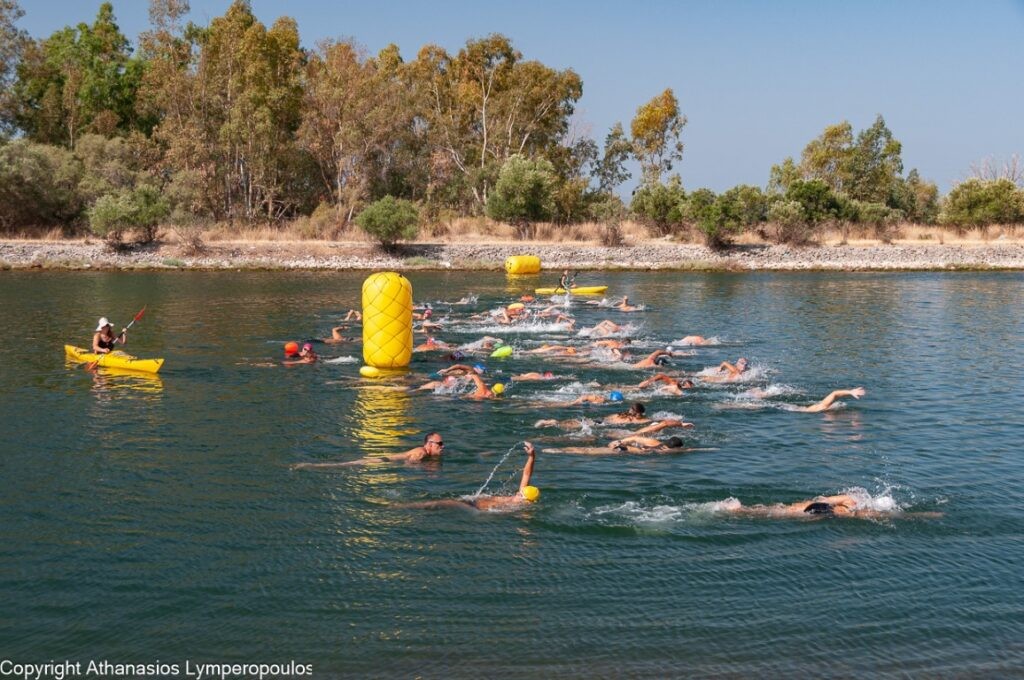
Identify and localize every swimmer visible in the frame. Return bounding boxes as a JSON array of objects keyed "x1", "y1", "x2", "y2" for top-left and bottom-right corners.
[
  {"x1": 511, "y1": 371, "x2": 559, "y2": 382},
  {"x1": 601, "y1": 402, "x2": 648, "y2": 425},
  {"x1": 549, "y1": 436, "x2": 700, "y2": 455},
  {"x1": 292, "y1": 432, "x2": 447, "y2": 468},
  {"x1": 638, "y1": 373, "x2": 694, "y2": 395},
  {"x1": 412, "y1": 308, "x2": 434, "y2": 321},
  {"x1": 719, "y1": 493, "x2": 942, "y2": 520},
  {"x1": 525, "y1": 344, "x2": 582, "y2": 356},
  {"x1": 466, "y1": 373, "x2": 497, "y2": 399},
  {"x1": 676, "y1": 335, "x2": 710, "y2": 346},
  {"x1": 701, "y1": 357, "x2": 748, "y2": 382},
  {"x1": 322, "y1": 327, "x2": 353, "y2": 344},
  {"x1": 629, "y1": 349, "x2": 675, "y2": 369},
  {"x1": 415, "y1": 375, "x2": 461, "y2": 391},
  {"x1": 343, "y1": 309, "x2": 362, "y2": 321},
  {"x1": 612, "y1": 296, "x2": 641, "y2": 312},
  {"x1": 418, "y1": 319, "x2": 444, "y2": 332},
  {"x1": 581, "y1": 319, "x2": 626, "y2": 337},
  {"x1": 399, "y1": 442, "x2": 539, "y2": 511},
  {"x1": 285, "y1": 343, "x2": 317, "y2": 364},
  {"x1": 414, "y1": 336, "x2": 450, "y2": 352},
  {"x1": 591, "y1": 338, "x2": 630, "y2": 349},
  {"x1": 439, "y1": 363, "x2": 486, "y2": 377},
  {"x1": 565, "y1": 394, "x2": 607, "y2": 405},
  {"x1": 795, "y1": 387, "x2": 866, "y2": 412}
]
